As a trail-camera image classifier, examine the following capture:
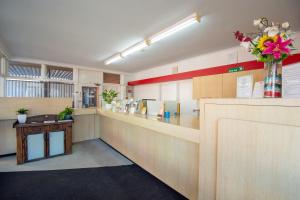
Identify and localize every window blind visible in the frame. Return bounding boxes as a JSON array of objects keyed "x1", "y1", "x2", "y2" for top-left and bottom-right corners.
[
  {"x1": 5, "y1": 80, "x2": 74, "y2": 98},
  {"x1": 47, "y1": 65, "x2": 73, "y2": 80},
  {"x1": 8, "y1": 62, "x2": 41, "y2": 78}
]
